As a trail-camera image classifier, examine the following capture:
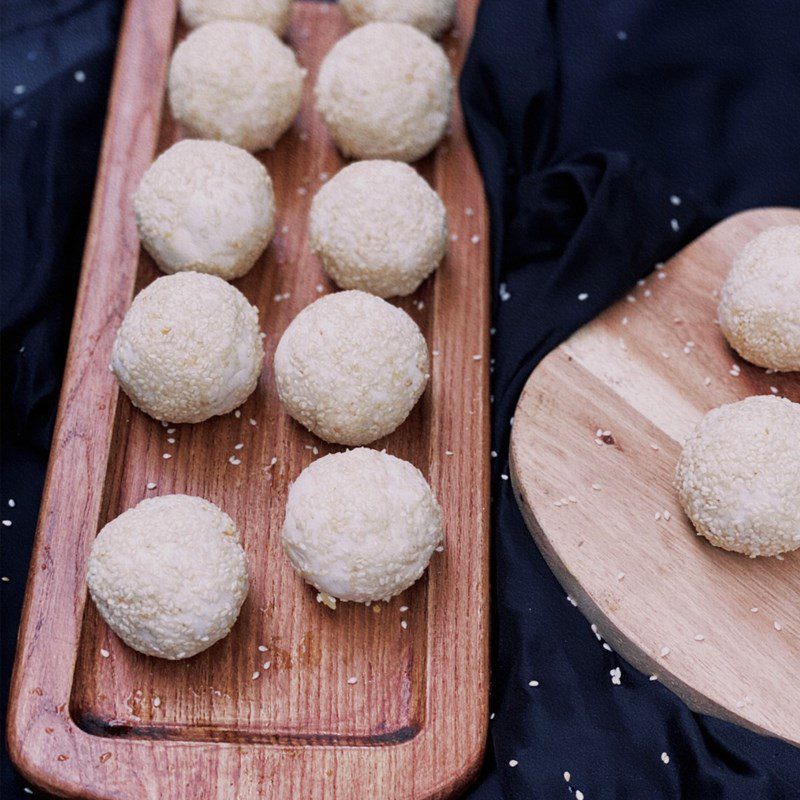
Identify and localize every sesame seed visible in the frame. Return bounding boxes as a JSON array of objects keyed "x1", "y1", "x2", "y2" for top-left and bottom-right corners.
[
  {"x1": 649, "y1": 674, "x2": 658, "y2": 681},
  {"x1": 508, "y1": 759, "x2": 518, "y2": 767},
  {"x1": 1, "y1": 577, "x2": 9, "y2": 582},
  {"x1": 491, "y1": 450, "x2": 498, "y2": 458},
  {"x1": 249, "y1": 418, "x2": 257, "y2": 426},
  {"x1": 592, "y1": 483, "x2": 602, "y2": 490},
  {"x1": 578, "y1": 292, "x2": 589, "y2": 301},
  {"x1": 564, "y1": 771, "x2": 571, "y2": 782},
  {"x1": 24, "y1": 788, "x2": 33, "y2": 794},
  {"x1": 347, "y1": 676, "x2": 358, "y2": 685},
  {"x1": 490, "y1": 712, "x2": 495, "y2": 720},
  {"x1": 471, "y1": 234, "x2": 481, "y2": 244},
  {"x1": 400, "y1": 605, "x2": 409, "y2": 612},
  {"x1": 228, "y1": 456, "x2": 241, "y2": 465},
  {"x1": 528, "y1": 680, "x2": 539, "y2": 687},
  {"x1": 500, "y1": 473, "x2": 509, "y2": 481},
  {"x1": 100, "y1": 648, "x2": 110, "y2": 658},
  {"x1": 774, "y1": 621, "x2": 783, "y2": 631},
  {"x1": 297, "y1": 186, "x2": 307, "y2": 196},
  {"x1": 445, "y1": 450, "x2": 454, "y2": 456},
  {"x1": 770, "y1": 386, "x2": 778, "y2": 395},
  {"x1": 7, "y1": 499, "x2": 15, "y2": 508},
  {"x1": 576, "y1": 791, "x2": 584, "y2": 800},
  {"x1": 263, "y1": 661, "x2": 271, "y2": 670},
  {"x1": 162, "y1": 453, "x2": 171, "y2": 459},
  {"x1": 167, "y1": 437, "x2": 175, "y2": 444},
  {"x1": 704, "y1": 377, "x2": 712, "y2": 386},
  {"x1": 661, "y1": 752, "x2": 670, "y2": 764},
  {"x1": 621, "y1": 316, "x2": 629, "y2": 325},
  {"x1": 252, "y1": 671, "x2": 260, "y2": 680},
  {"x1": 616, "y1": 30, "x2": 628, "y2": 40},
  {"x1": 603, "y1": 643, "x2": 612, "y2": 652},
  {"x1": 750, "y1": 607, "x2": 759, "y2": 613},
  {"x1": 234, "y1": 443, "x2": 244, "y2": 450},
  {"x1": 670, "y1": 218, "x2": 680, "y2": 232},
  {"x1": 654, "y1": 512, "x2": 661, "y2": 521},
  {"x1": 153, "y1": 697, "x2": 161, "y2": 707},
  {"x1": 2, "y1": 520, "x2": 11, "y2": 527},
  {"x1": 626, "y1": 295, "x2": 636, "y2": 303},
  {"x1": 258, "y1": 645, "x2": 268, "y2": 652},
  {"x1": 694, "y1": 634, "x2": 705, "y2": 641},
  {"x1": 610, "y1": 667, "x2": 622, "y2": 685},
  {"x1": 401, "y1": 620, "x2": 408, "y2": 630},
  {"x1": 146, "y1": 482, "x2": 157, "y2": 490},
  {"x1": 13, "y1": 84, "x2": 26, "y2": 95},
  {"x1": 167, "y1": 427, "x2": 176, "y2": 434},
  {"x1": 472, "y1": 354, "x2": 482, "y2": 361},
  {"x1": 643, "y1": 289, "x2": 652, "y2": 298},
  {"x1": 660, "y1": 646, "x2": 671, "y2": 657},
  {"x1": 650, "y1": 443, "x2": 660, "y2": 450},
  {"x1": 670, "y1": 195, "x2": 681, "y2": 206},
  {"x1": 234, "y1": 410, "x2": 241, "y2": 418}
]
